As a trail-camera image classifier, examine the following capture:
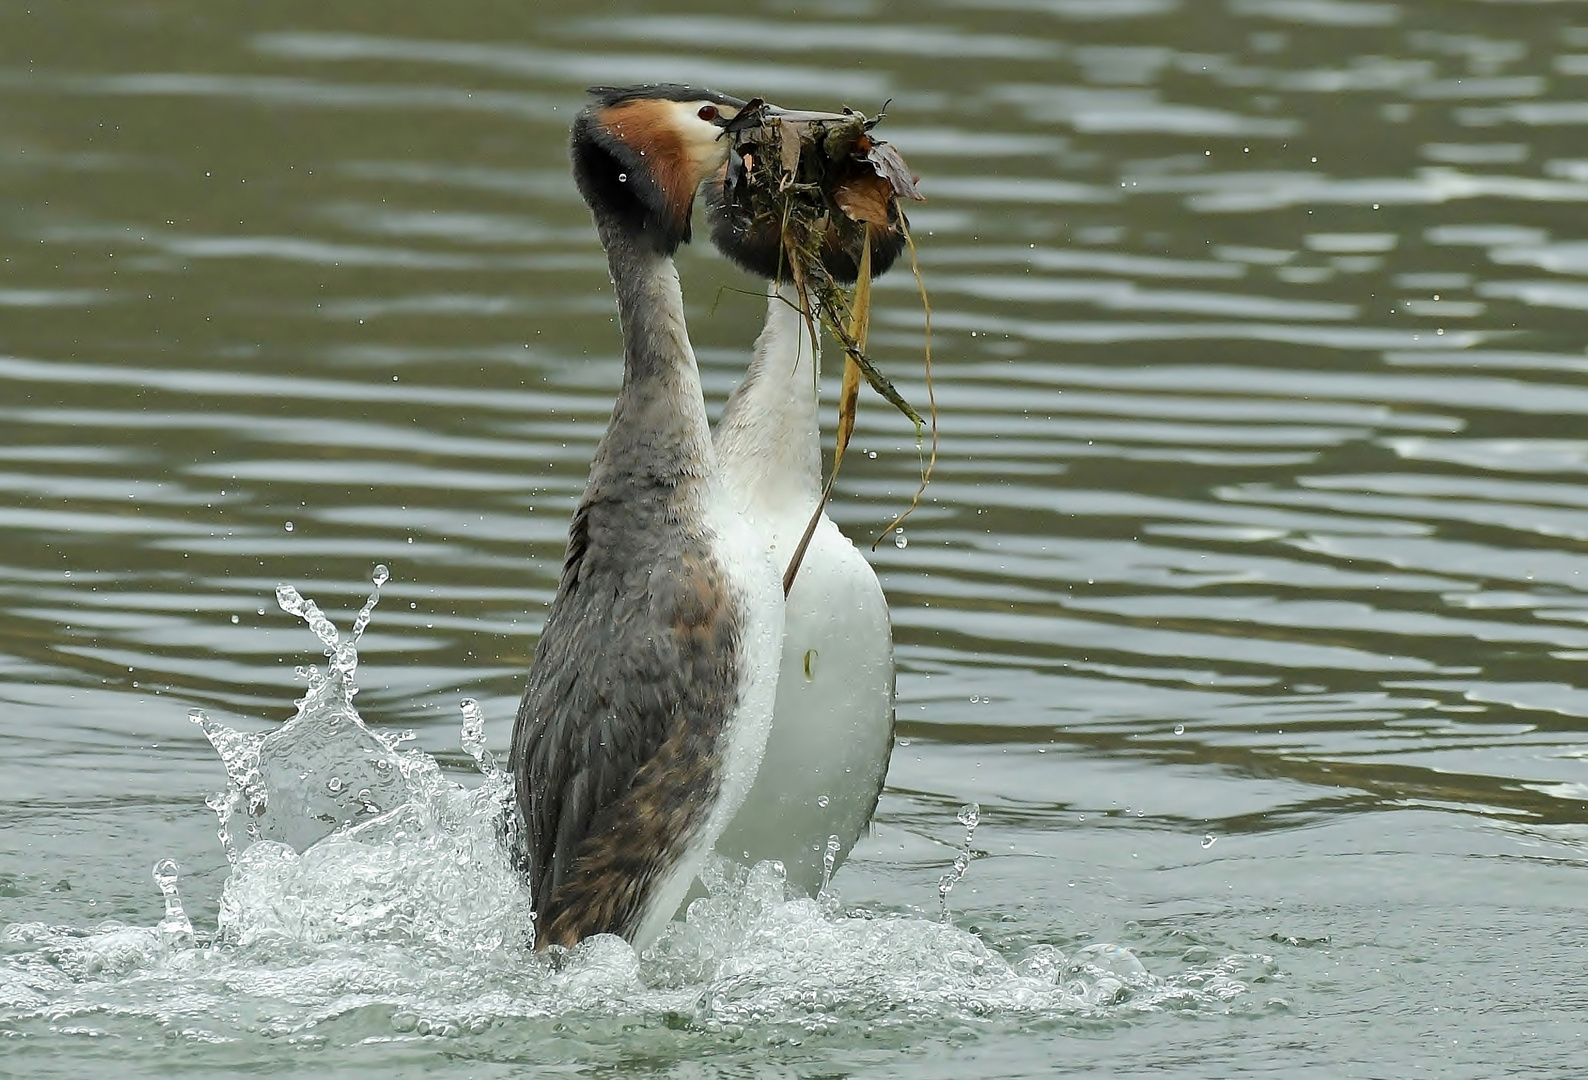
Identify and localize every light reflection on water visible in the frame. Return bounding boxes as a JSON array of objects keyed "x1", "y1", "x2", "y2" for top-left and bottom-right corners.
[{"x1": 5, "y1": 0, "x2": 1588, "y2": 1074}]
